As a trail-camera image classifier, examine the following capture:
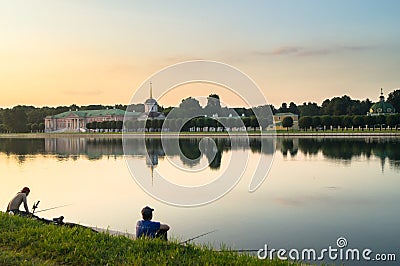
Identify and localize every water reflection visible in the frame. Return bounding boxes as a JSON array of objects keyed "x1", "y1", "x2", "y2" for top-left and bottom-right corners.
[
  {"x1": 276, "y1": 137, "x2": 400, "y2": 170},
  {"x1": 0, "y1": 137, "x2": 399, "y2": 170}
]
